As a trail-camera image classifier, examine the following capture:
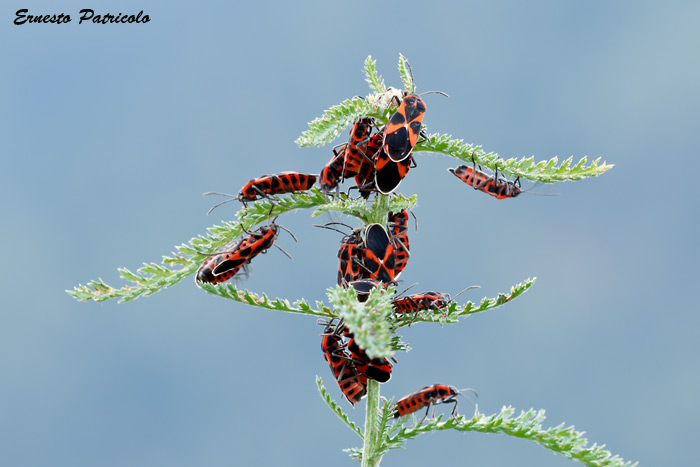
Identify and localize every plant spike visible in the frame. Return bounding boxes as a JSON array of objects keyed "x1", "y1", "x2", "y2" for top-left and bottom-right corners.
[
  {"x1": 364, "y1": 55, "x2": 385, "y2": 94},
  {"x1": 397, "y1": 53, "x2": 415, "y2": 94}
]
